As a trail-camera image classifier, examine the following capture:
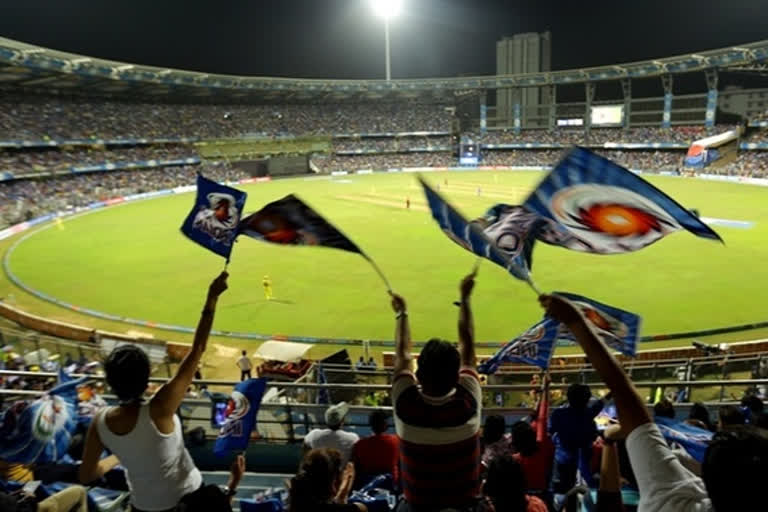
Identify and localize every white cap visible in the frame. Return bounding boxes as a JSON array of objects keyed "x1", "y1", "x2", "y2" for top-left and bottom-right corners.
[{"x1": 324, "y1": 401, "x2": 349, "y2": 427}]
